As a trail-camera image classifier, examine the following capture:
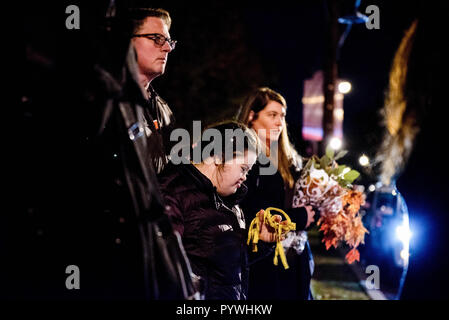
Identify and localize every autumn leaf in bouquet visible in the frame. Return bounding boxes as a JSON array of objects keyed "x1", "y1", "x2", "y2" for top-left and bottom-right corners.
[{"x1": 293, "y1": 146, "x2": 369, "y2": 264}]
